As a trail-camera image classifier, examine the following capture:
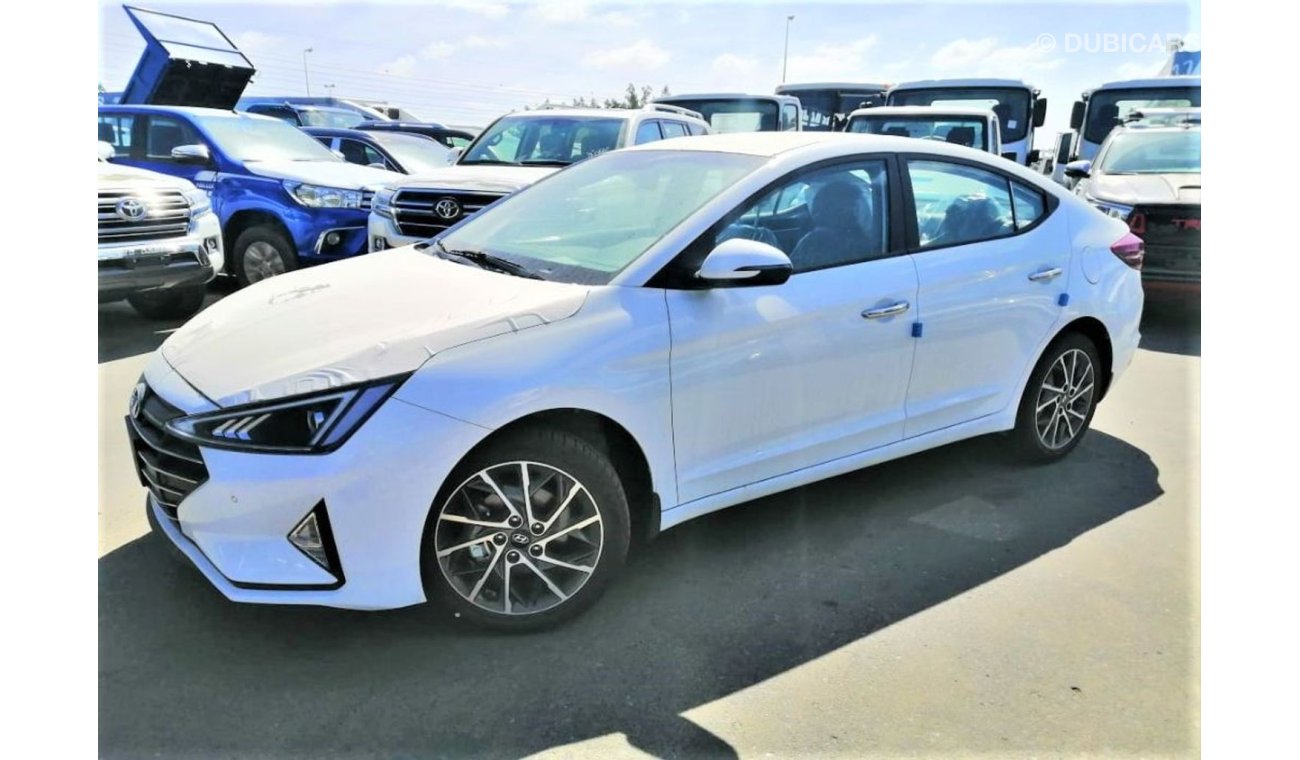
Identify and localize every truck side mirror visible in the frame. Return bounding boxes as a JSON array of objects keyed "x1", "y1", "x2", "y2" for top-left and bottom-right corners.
[
  {"x1": 170, "y1": 144, "x2": 211, "y2": 165},
  {"x1": 1070, "y1": 101, "x2": 1085, "y2": 130},
  {"x1": 1064, "y1": 159, "x2": 1092, "y2": 179},
  {"x1": 1033, "y1": 98, "x2": 1047, "y2": 127}
]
